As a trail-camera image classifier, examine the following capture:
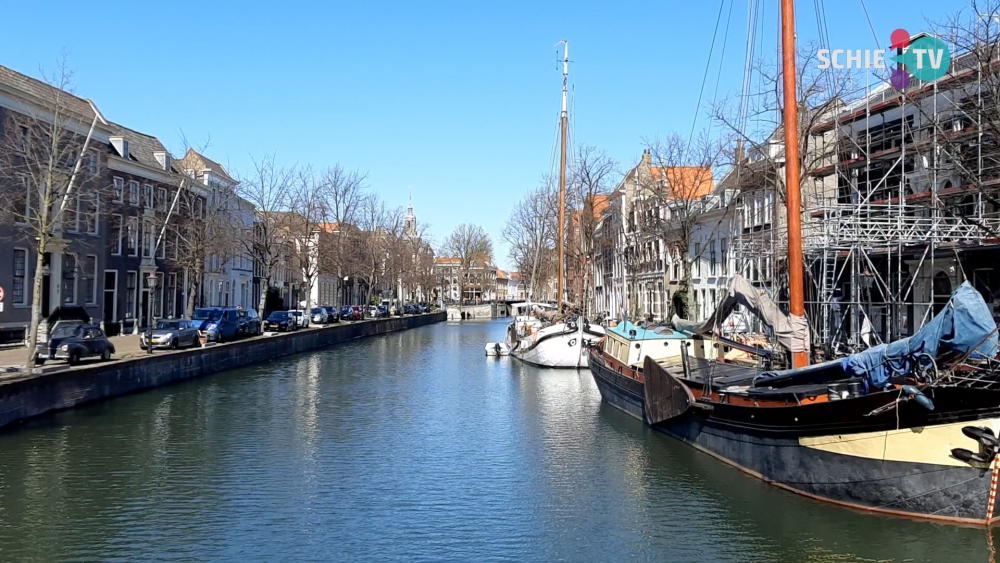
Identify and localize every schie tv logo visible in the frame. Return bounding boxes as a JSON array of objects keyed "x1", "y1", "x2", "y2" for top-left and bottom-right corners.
[{"x1": 817, "y1": 28, "x2": 951, "y2": 90}]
